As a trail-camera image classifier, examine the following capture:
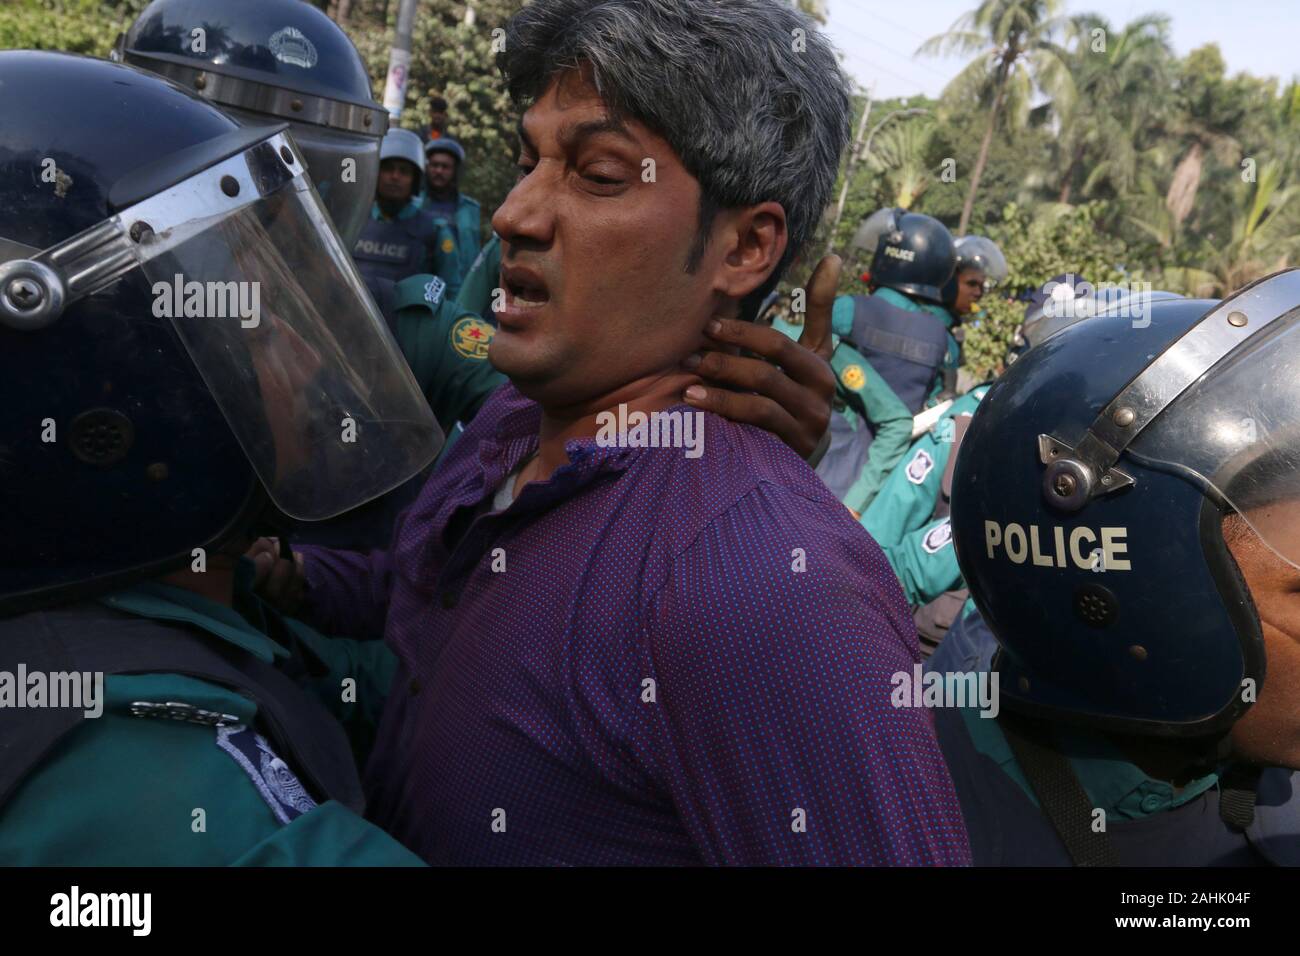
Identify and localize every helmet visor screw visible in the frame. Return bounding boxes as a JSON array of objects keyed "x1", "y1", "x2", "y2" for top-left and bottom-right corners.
[
  {"x1": 1228, "y1": 311, "x2": 1248, "y2": 327},
  {"x1": 6, "y1": 278, "x2": 43, "y2": 311},
  {"x1": 129, "y1": 221, "x2": 153, "y2": 243},
  {"x1": 1112, "y1": 407, "x2": 1136, "y2": 427},
  {"x1": 220, "y1": 176, "x2": 240, "y2": 197},
  {"x1": 1052, "y1": 472, "x2": 1077, "y2": 497}
]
